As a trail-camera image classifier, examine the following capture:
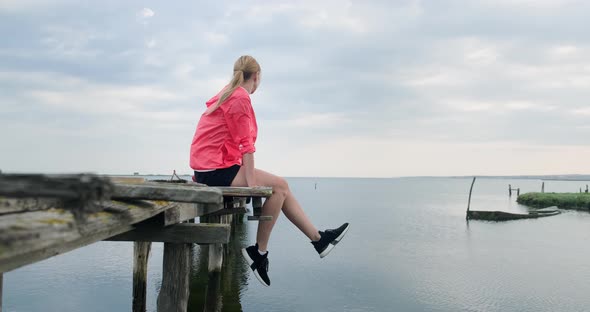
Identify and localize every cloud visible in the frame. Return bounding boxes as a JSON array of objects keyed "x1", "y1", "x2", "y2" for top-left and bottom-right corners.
[
  {"x1": 145, "y1": 38, "x2": 156, "y2": 48},
  {"x1": 137, "y1": 7, "x2": 155, "y2": 21},
  {"x1": 1, "y1": 1, "x2": 589, "y2": 176},
  {"x1": 0, "y1": 0, "x2": 72, "y2": 12},
  {"x1": 572, "y1": 107, "x2": 590, "y2": 115},
  {"x1": 272, "y1": 112, "x2": 353, "y2": 128}
]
